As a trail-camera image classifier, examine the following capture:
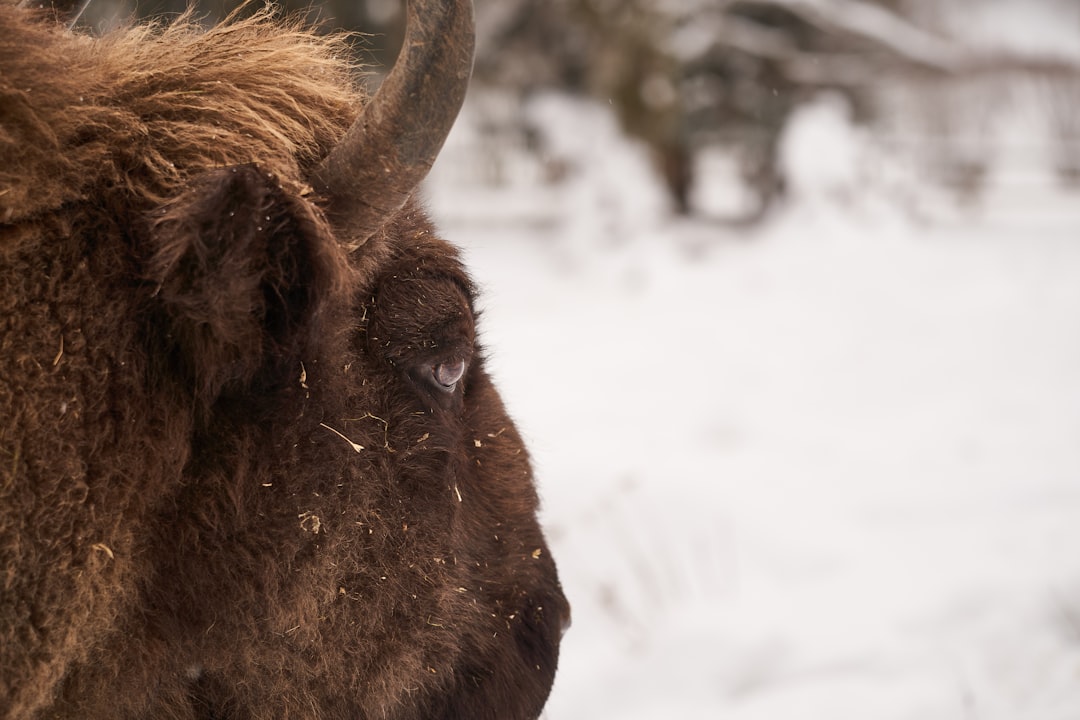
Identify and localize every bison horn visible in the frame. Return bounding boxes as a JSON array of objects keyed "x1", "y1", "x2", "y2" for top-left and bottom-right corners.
[{"x1": 311, "y1": 0, "x2": 474, "y2": 246}]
